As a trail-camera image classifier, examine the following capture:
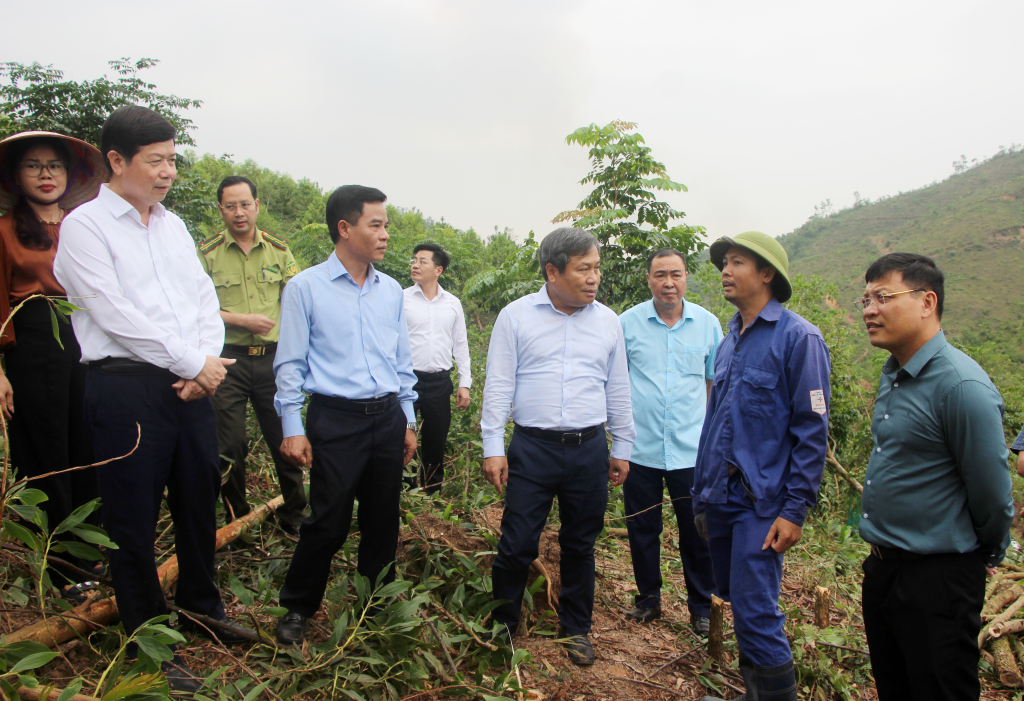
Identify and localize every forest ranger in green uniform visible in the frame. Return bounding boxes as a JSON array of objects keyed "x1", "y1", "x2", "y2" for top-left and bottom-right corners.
[{"x1": 198, "y1": 176, "x2": 306, "y2": 534}]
